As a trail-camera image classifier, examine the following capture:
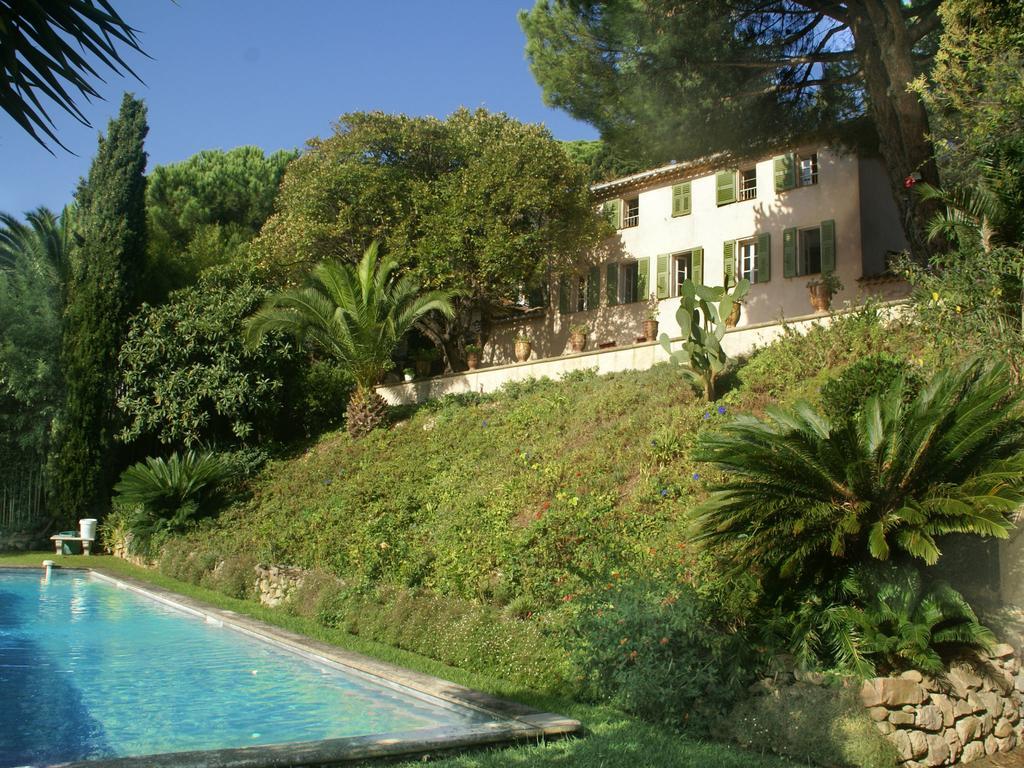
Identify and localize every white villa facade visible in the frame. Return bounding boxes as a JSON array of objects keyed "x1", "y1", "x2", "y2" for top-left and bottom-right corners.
[{"x1": 483, "y1": 144, "x2": 910, "y2": 365}]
